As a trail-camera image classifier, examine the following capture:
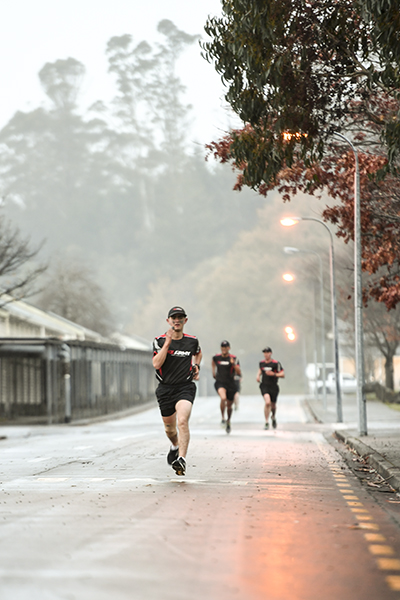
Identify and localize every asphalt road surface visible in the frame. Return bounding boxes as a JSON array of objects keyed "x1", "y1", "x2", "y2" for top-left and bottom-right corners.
[{"x1": 1, "y1": 394, "x2": 400, "y2": 600}]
